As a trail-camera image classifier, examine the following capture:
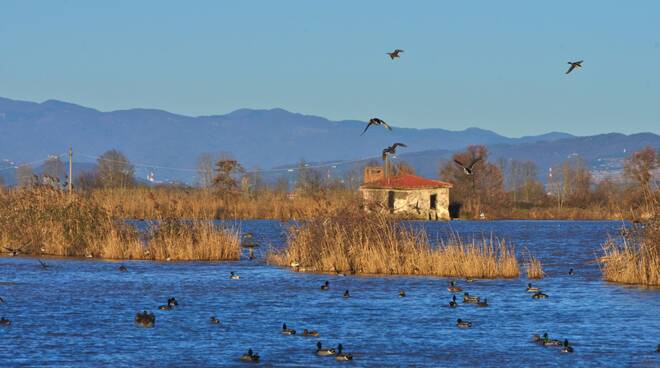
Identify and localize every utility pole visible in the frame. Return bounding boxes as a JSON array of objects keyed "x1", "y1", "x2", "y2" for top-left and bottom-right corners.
[{"x1": 68, "y1": 146, "x2": 73, "y2": 194}]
